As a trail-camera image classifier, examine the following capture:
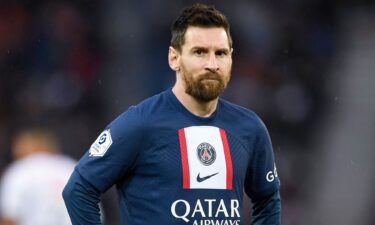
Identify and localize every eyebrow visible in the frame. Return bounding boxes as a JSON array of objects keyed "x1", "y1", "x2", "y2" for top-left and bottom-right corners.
[{"x1": 190, "y1": 46, "x2": 230, "y2": 52}]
